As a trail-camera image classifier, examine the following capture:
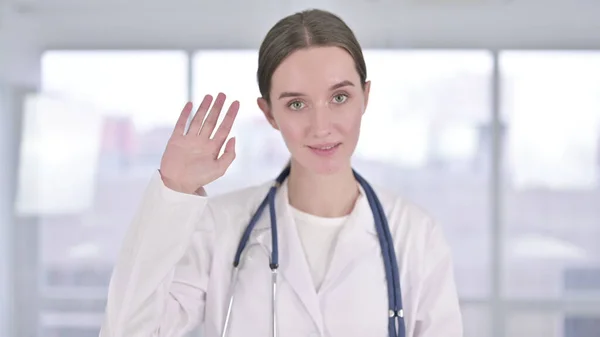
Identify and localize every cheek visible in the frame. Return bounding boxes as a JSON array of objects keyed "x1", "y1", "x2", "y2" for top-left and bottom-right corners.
[
  {"x1": 338, "y1": 108, "x2": 363, "y2": 138},
  {"x1": 276, "y1": 117, "x2": 306, "y2": 145}
]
